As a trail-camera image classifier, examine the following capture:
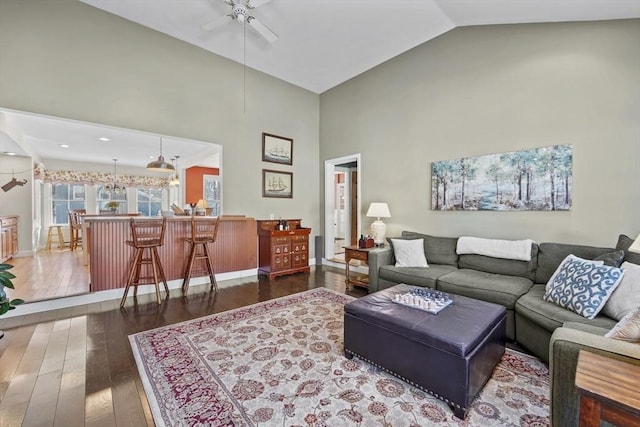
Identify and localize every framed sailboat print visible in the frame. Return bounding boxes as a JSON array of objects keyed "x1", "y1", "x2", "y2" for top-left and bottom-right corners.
[
  {"x1": 262, "y1": 169, "x2": 293, "y2": 198},
  {"x1": 262, "y1": 132, "x2": 293, "y2": 165}
]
